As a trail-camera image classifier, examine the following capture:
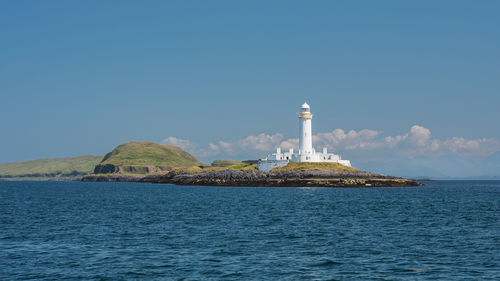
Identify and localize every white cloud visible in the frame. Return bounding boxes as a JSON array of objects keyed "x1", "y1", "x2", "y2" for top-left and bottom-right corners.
[
  {"x1": 385, "y1": 126, "x2": 499, "y2": 158},
  {"x1": 204, "y1": 133, "x2": 284, "y2": 157},
  {"x1": 163, "y1": 125, "x2": 500, "y2": 160},
  {"x1": 162, "y1": 137, "x2": 192, "y2": 150},
  {"x1": 238, "y1": 133, "x2": 284, "y2": 151},
  {"x1": 208, "y1": 141, "x2": 235, "y2": 155},
  {"x1": 312, "y1": 128, "x2": 380, "y2": 147},
  {"x1": 163, "y1": 137, "x2": 222, "y2": 158},
  {"x1": 208, "y1": 143, "x2": 219, "y2": 151},
  {"x1": 439, "y1": 137, "x2": 499, "y2": 158},
  {"x1": 408, "y1": 125, "x2": 431, "y2": 147},
  {"x1": 279, "y1": 138, "x2": 298, "y2": 150}
]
